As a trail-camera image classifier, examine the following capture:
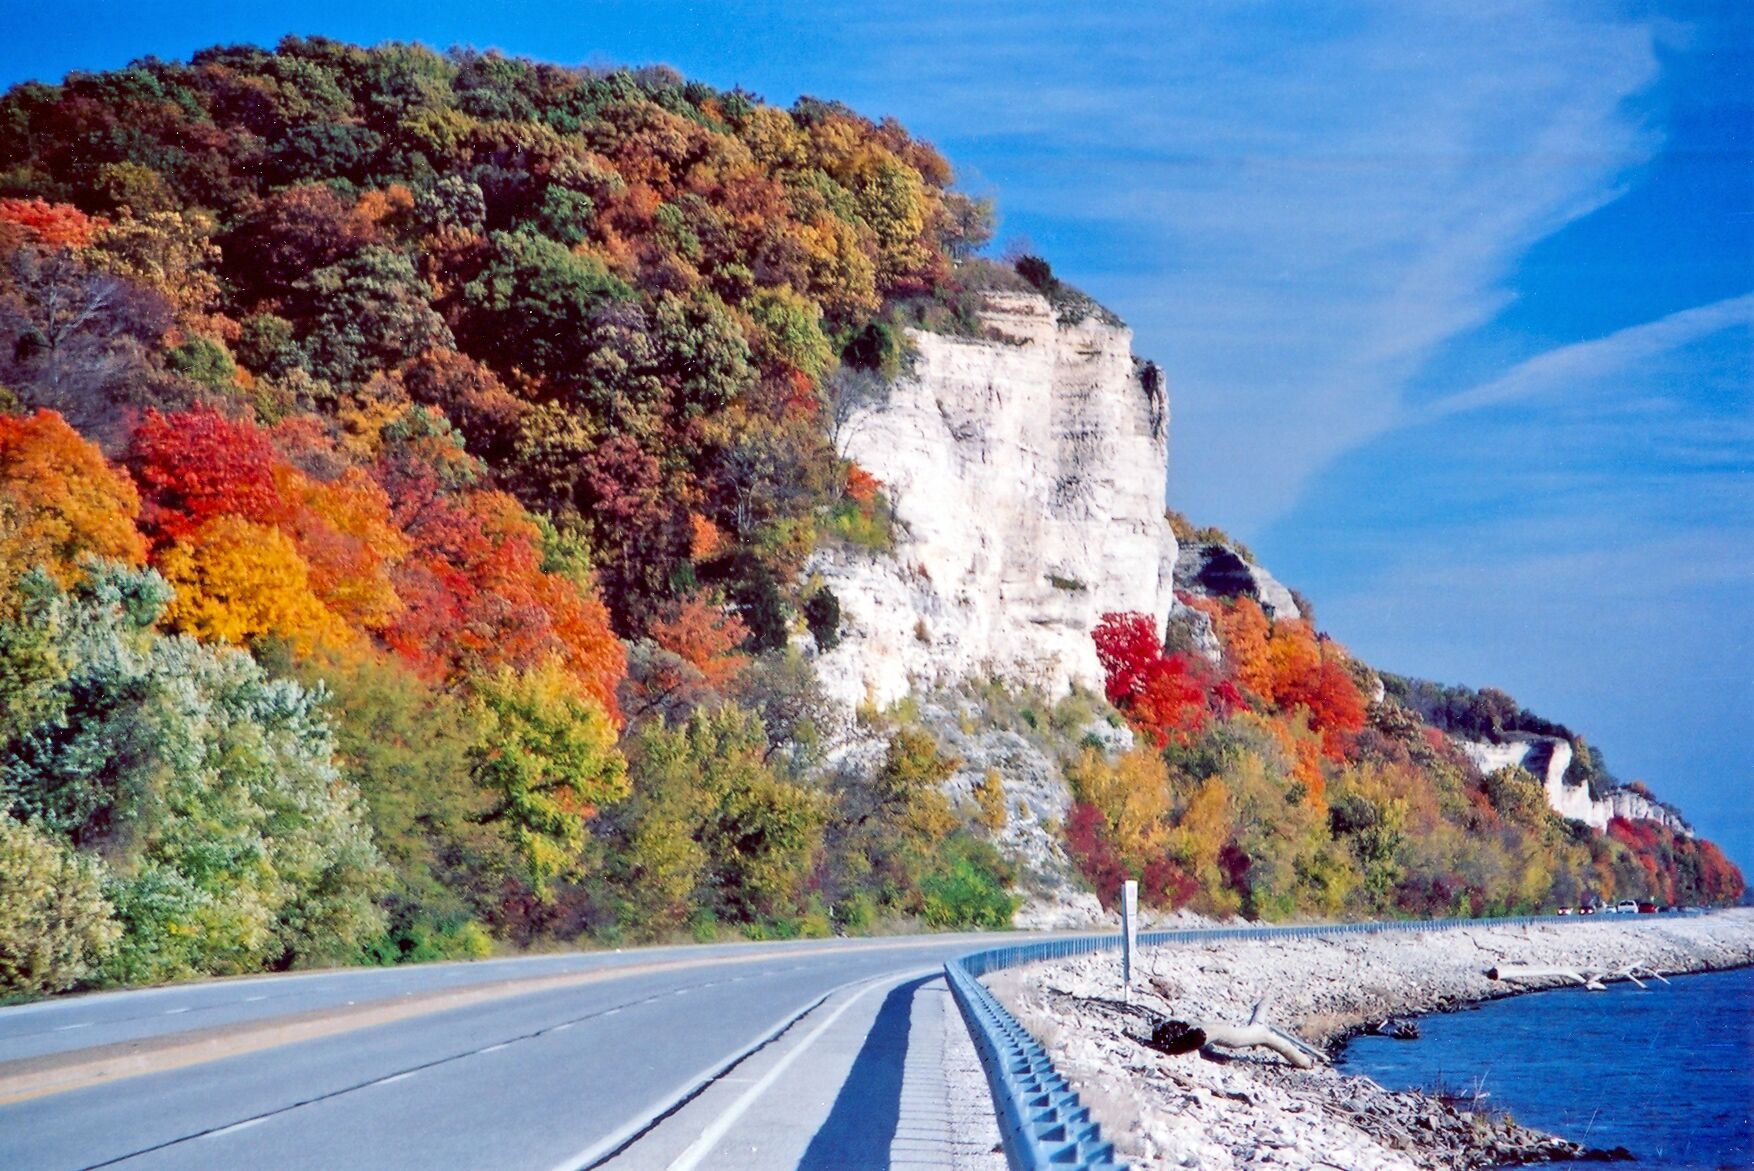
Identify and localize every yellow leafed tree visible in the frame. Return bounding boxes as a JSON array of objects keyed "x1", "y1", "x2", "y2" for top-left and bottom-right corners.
[{"x1": 157, "y1": 516, "x2": 348, "y2": 652}]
